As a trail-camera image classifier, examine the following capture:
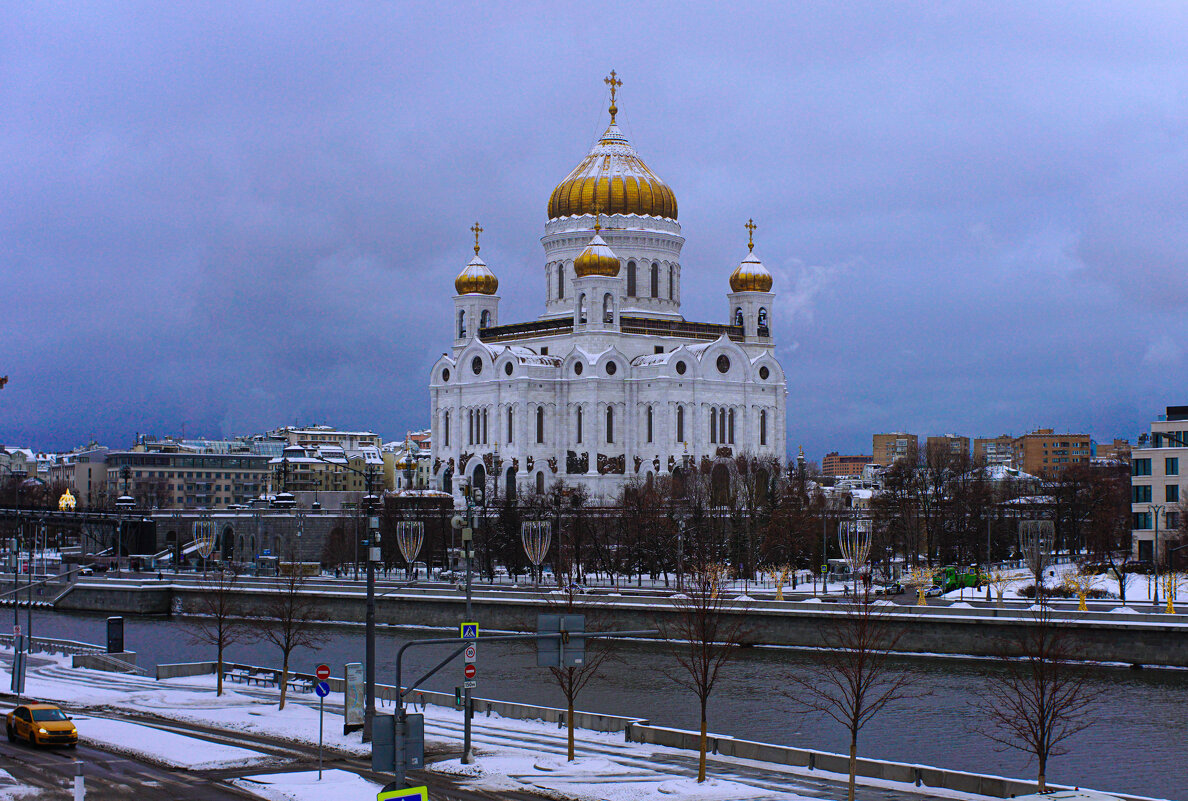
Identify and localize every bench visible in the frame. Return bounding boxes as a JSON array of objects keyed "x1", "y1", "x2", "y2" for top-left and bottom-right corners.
[
  {"x1": 226, "y1": 669, "x2": 252, "y2": 684},
  {"x1": 286, "y1": 677, "x2": 315, "y2": 694},
  {"x1": 247, "y1": 669, "x2": 277, "y2": 687}
]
